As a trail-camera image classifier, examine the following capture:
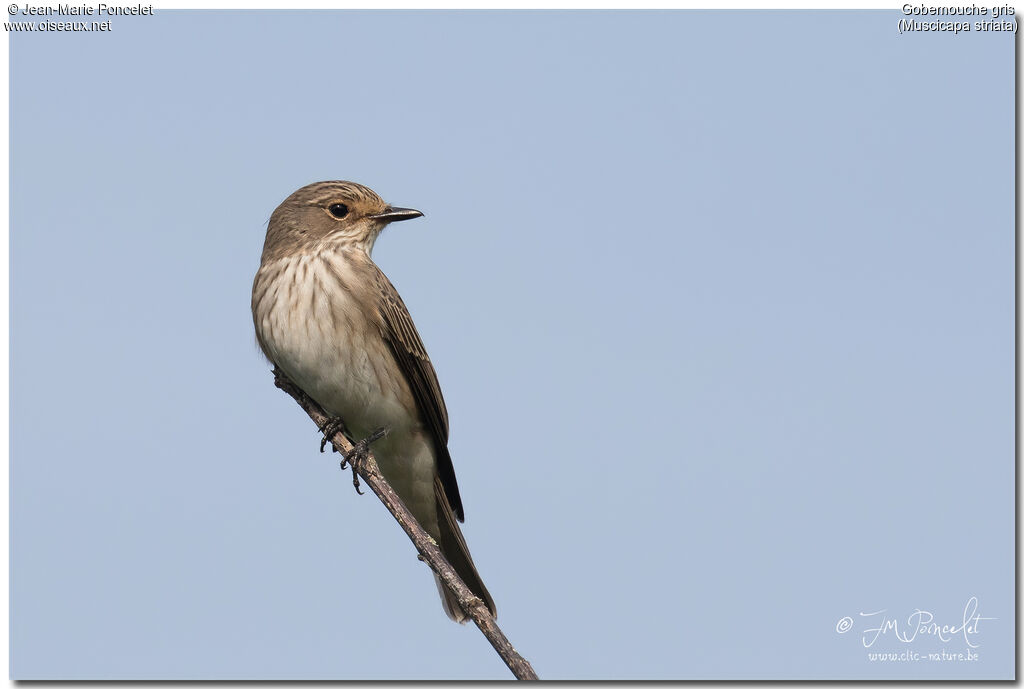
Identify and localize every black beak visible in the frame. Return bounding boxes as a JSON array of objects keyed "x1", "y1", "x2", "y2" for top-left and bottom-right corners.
[{"x1": 369, "y1": 206, "x2": 423, "y2": 222}]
